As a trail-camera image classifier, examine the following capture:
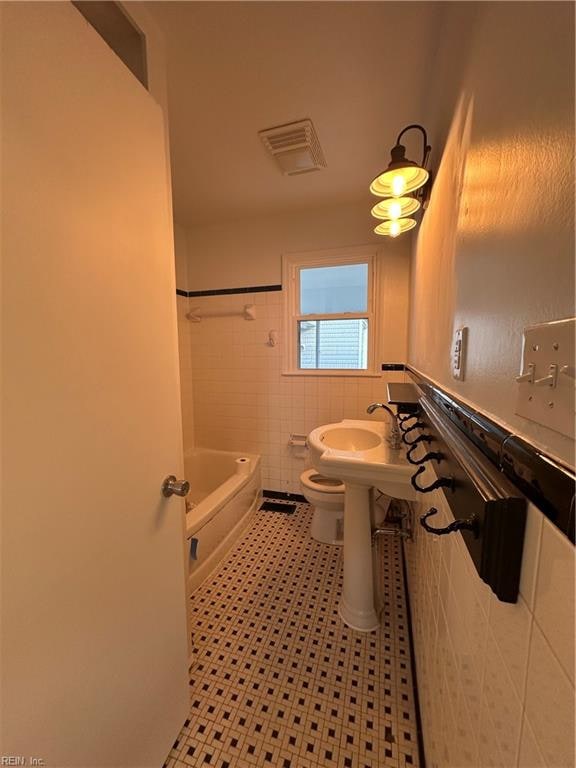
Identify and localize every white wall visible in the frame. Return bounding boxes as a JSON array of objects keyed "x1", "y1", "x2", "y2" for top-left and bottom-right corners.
[
  {"x1": 173, "y1": 222, "x2": 189, "y2": 289},
  {"x1": 185, "y1": 201, "x2": 394, "y2": 290},
  {"x1": 407, "y1": 3, "x2": 575, "y2": 767},
  {"x1": 409, "y1": 1, "x2": 575, "y2": 468}
]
